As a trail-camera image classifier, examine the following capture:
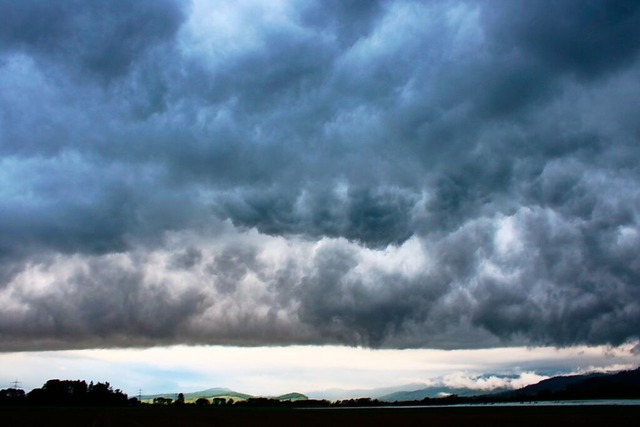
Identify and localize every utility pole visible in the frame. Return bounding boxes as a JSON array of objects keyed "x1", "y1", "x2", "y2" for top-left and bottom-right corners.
[{"x1": 11, "y1": 379, "x2": 22, "y2": 390}]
